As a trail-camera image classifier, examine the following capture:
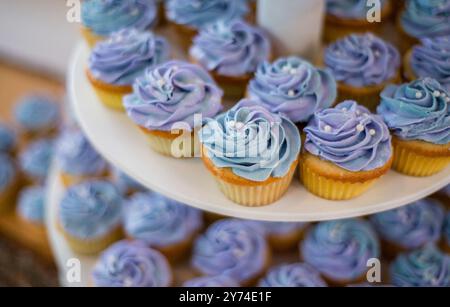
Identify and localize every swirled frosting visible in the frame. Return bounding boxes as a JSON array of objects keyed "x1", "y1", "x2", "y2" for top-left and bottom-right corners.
[
  {"x1": 390, "y1": 245, "x2": 450, "y2": 287},
  {"x1": 166, "y1": 0, "x2": 248, "y2": 30},
  {"x1": 199, "y1": 99, "x2": 301, "y2": 182},
  {"x1": 111, "y1": 167, "x2": 145, "y2": 195},
  {"x1": 183, "y1": 276, "x2": 239, "y2": 287},
  {"x1": 123, "y1": 60, "x2": 223, "y2": 131},
  {"x1": 259, "y1": 263, "x2": 327, "y2": 287},
  {"x1": 409, "y1": 36, "x2": 450, "y2": 92},
  {"x1": 92, "y1": 240, "x2": 172, "y2": 287},
  {"x1": 401, "y1": 0, "x2": 450, "y2": 39},
  {"x1": 190, "y1": 20, "x2": 271, "y2": 77},
  {"x1": 124, "y1": 192, "x2": 203, "y2": 247},
  {"x1": 370, "y1": 198, "x2": 445, "y2": 249},
  {"x1": 57, "y1": 129, "x2": 107, "y2": 177},
  {"x1": 19, "y1": 139, "x2": 54, "y2": 182},
  {"x1": 248, "y1": 57, "x2": 336, "y2": 123},
  {"x1": 14, "y1": 95, "x2": 59, "y2": 133},
  {"x1": 82, "y1": 0, "x2": 157, "y2": 36},
  {"x1": 325, "y1": 33, "x2": 400, "y2": 87},
  {"x1": 444, "y1": 212, "x2": 450, "y2": 247},
  {"x1": 89, "y1": 28, "x2": 170, "y2": 86},
  {"x1": 17, "y1": 186, "x2": 45, "y2": 224},
  {"x1": 377, "y1": 78, "x2": 450, "y2": 145},
  {"x1": 192, "y1": 219, "x2": 268, "y2": 283},
  {"x1": 301, "y1": 218, "x2": 380, "y2": 281},
  {"x1": 326, "y1": 0, "x2": 388, "y2": 19},
  {"x1": 0, "y1": 154, "x2": 15, "y2": 193},
  {"x1": 0, "y1": 123, "x2": 16, "y2": 153},
  {"x1": 304, "y1": 100, "x2": 392, "y2": 172},
  {"x1": 59, "y1": 180, "x2": 122, "y2": 239}
]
